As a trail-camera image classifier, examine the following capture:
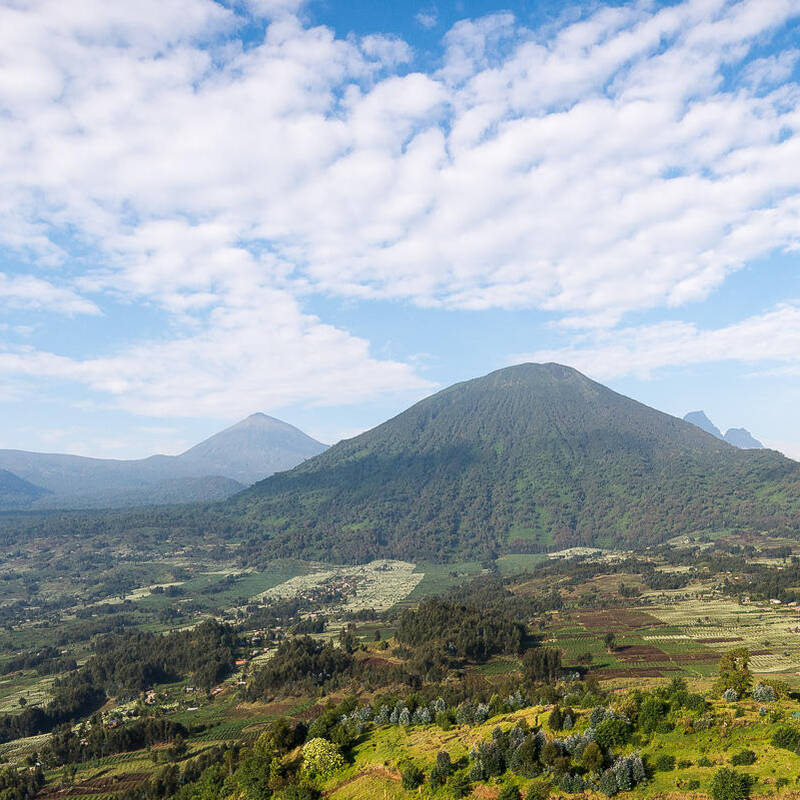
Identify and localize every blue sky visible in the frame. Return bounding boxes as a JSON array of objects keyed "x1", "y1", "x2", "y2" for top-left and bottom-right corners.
[{"x1": 1, "y1": 0, "x2": 800, "y2": 459}]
